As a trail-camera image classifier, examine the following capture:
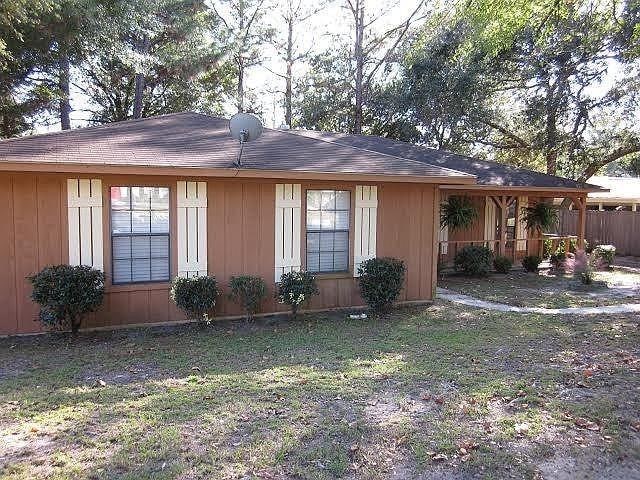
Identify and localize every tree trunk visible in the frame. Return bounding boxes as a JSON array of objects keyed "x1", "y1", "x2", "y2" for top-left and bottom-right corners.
[
  {"x1": 285, "y1": 18, "x2": 293, "y2": 127},
  {"x1": 353, "y1": 0, "x2": 364, "y2": 134},
  {"x1": 59, "y1": 47, "x2": 71, "y2": 130},
  {"x1": 133, "y1": 35, "x2": 149, "y2": 119},
  {"x1": 237, "y1": 57, "x2": 245, "y2": 113}
]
